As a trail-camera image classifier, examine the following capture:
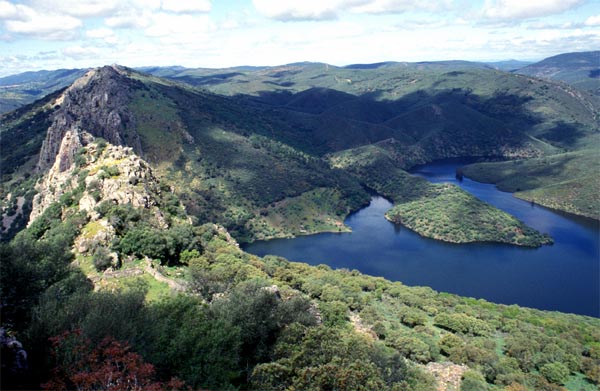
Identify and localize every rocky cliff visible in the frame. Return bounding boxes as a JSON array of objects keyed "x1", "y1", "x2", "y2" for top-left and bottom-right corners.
[{"x1": 37, "y1": 65, "x2": 142, "y2": 172}]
